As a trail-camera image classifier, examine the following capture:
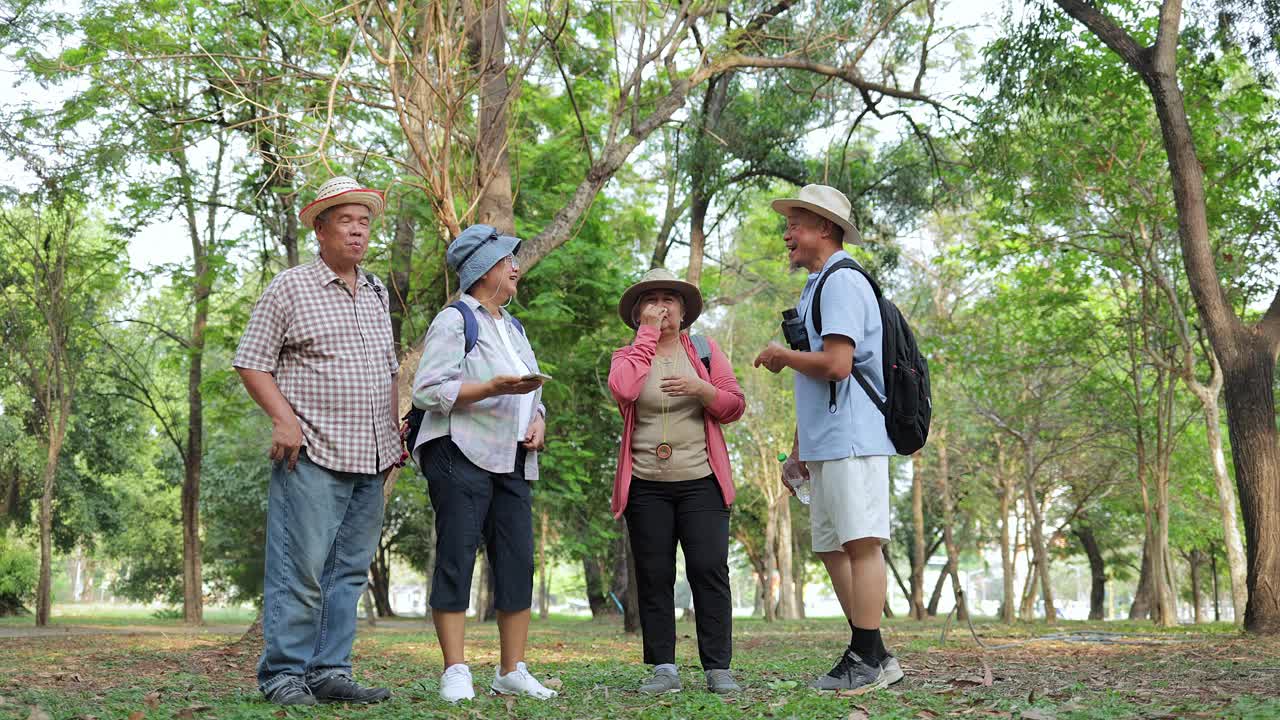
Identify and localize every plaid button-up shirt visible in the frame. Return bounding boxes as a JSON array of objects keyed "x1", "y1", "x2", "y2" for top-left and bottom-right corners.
[
  {"x1": 234, "y1": 257, "x2": 400, "y2": 475},
  {"x1": 412, "y1": 294, "x2": 544, "y2": 479}
]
